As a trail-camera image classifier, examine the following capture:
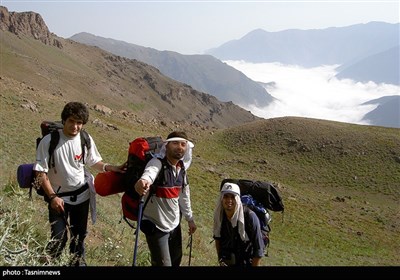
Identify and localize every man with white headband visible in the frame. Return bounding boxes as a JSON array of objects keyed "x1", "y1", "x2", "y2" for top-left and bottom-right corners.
[
  {"x1": 134, "y1": 131, "x2": 196, "y2": 266},
  {"x1": 213, "y1": 182, "x2": 264, "y2": 266}
]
